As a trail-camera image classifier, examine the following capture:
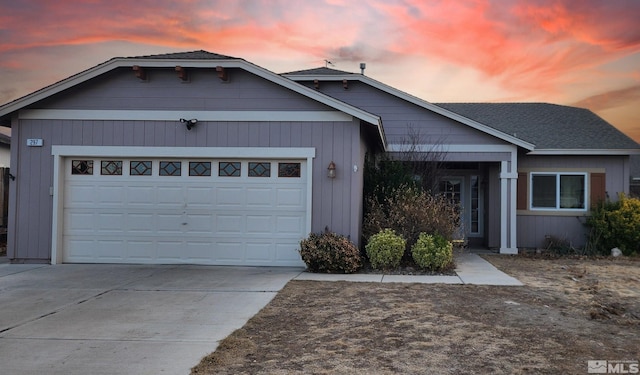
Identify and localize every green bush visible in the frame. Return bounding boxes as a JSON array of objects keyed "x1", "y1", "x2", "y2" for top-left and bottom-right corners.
[
  {"x1": 299, "y1": 232, "x2": 362, "y2": 273},
  {"x1": 411, "y1": 233, "x2": 453, "y2": 271},
  {"x1": 365, "y1": 229, "x2": 406, "y2": 270},
  {"x1": 362, "y1": 185, "x2": 460, "y2": 255},
  {"x1": 586, "y1": 194, "x2": 640, "y2": 256}
]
